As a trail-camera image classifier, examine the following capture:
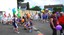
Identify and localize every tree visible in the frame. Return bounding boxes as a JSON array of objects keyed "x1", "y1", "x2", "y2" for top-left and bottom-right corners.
[
  {"x1": 17, "y1": 0, "x2": 24, "y2": 2},
  {"x1": 29, "y1": 6, "x2": 41, "y2": 11},
  {"x1": 53, "y1": 7, "x2": 62, "y2": 12},
  {"x1": 62, "y1": 6, "x2": 64, "y2": 12},
  {"x1": 27, "y1": 2, "x2": 29, "y2": 10}
]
